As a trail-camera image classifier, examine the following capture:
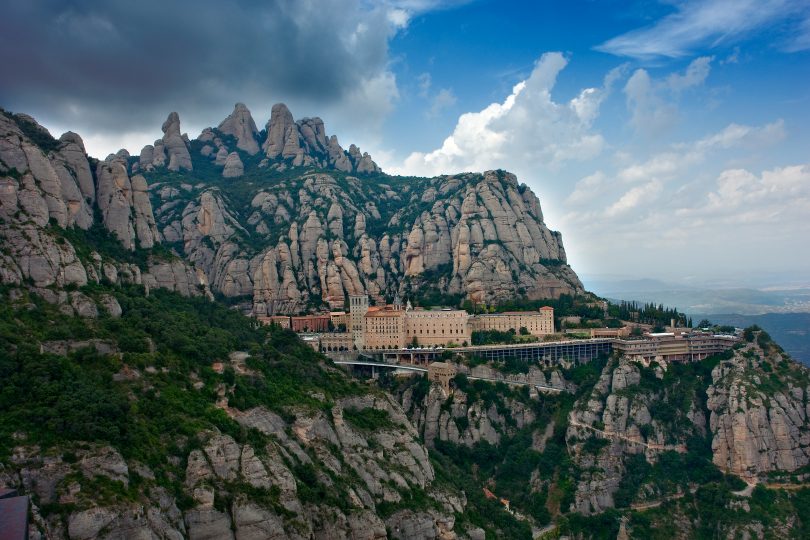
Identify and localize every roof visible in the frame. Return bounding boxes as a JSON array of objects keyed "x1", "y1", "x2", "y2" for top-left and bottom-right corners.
[
  {"x1": 365, "y1": 309, "x2": 404, "y2": 318},
  {"x1": 0, "y1": 495, "x2": 29, "y2": 540},
  {"x1": 291, "y1": 314, "x2": 330, "y2": 320},
  {"x1": 540, "y1": 306, "x2": 554, "y2": 311}
]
